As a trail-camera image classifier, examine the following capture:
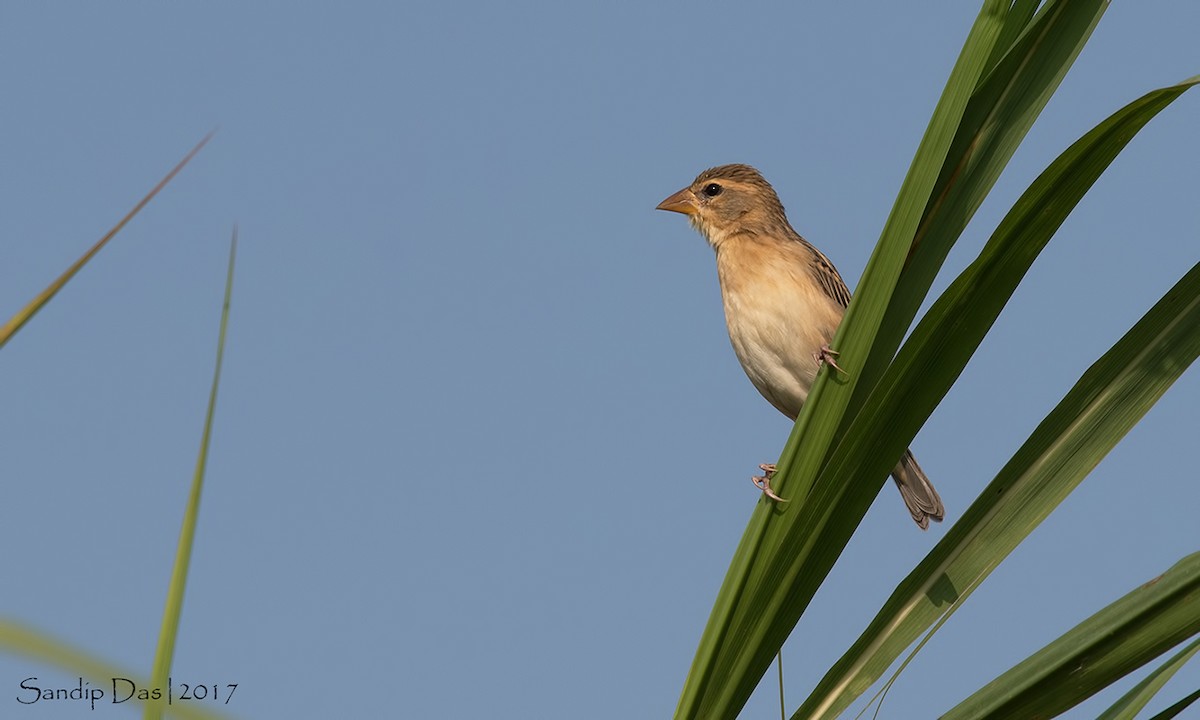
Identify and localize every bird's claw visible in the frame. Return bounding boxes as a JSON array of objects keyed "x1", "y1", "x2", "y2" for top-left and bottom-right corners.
[
  {"x1": 814, "y1": 343, "x2": 846, "y2": 375},
  {"x1": 753, "y1": 463, "x2": 788, "y2": 502}
]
